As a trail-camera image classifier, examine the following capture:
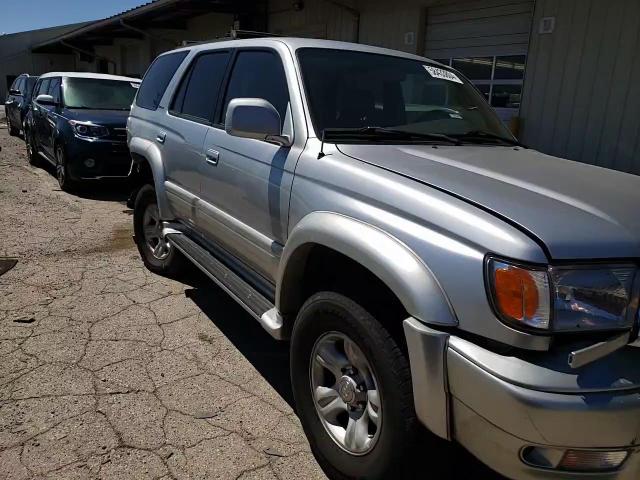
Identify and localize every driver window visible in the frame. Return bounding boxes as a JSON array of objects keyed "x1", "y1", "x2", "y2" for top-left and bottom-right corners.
[
  {"x1": 48, "y1": 78, "x2": 61, "y2": 104},
  {"x1": 222, "y1": 50, "x2": 289, "y2": 128}
]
